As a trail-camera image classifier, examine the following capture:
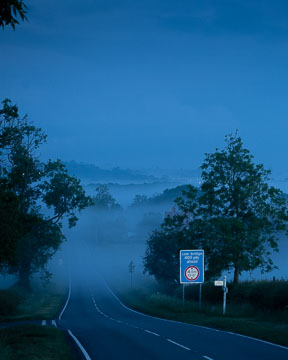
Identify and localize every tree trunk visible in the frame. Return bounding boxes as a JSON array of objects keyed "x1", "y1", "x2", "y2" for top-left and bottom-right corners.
[{"x1": 233, "y1": 265, "x2": 240, "y2": 284}]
